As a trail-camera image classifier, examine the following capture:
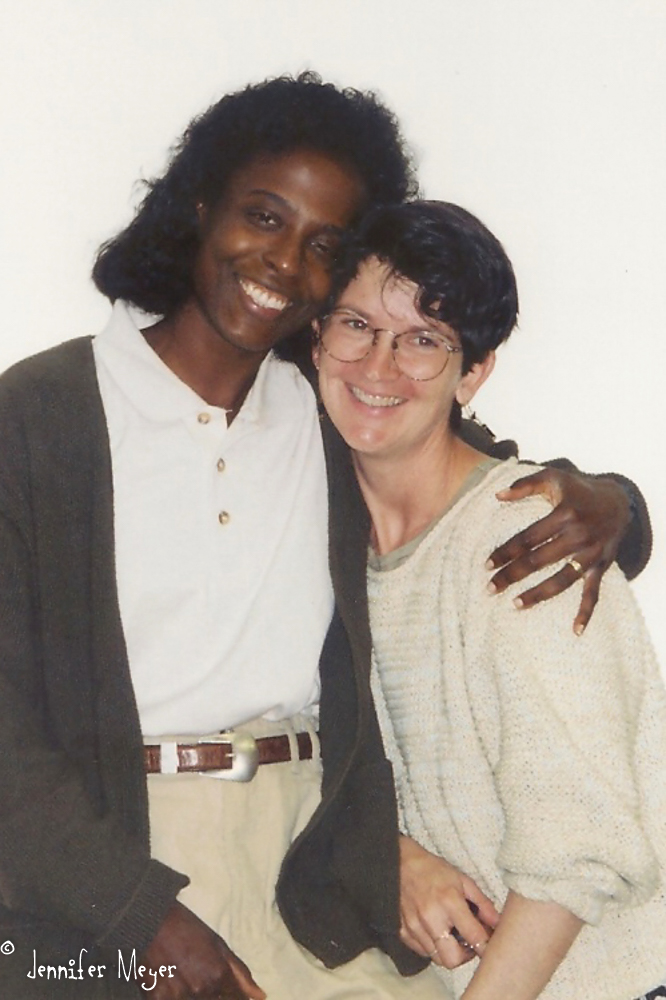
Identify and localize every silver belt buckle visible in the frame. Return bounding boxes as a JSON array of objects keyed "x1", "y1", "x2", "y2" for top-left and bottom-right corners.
[{"x1": 200, "y1": 730, "x2": 259, "y2": 782}]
